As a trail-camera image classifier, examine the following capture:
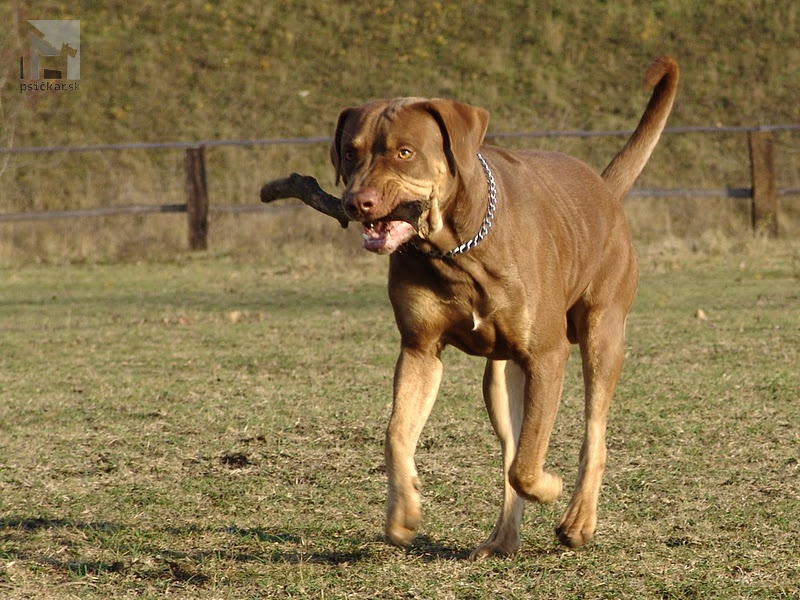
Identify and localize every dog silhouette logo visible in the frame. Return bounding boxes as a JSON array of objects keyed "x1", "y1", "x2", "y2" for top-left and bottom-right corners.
[{"x1": 24, "y1": 20, "x2": 80, "y2": 81}]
